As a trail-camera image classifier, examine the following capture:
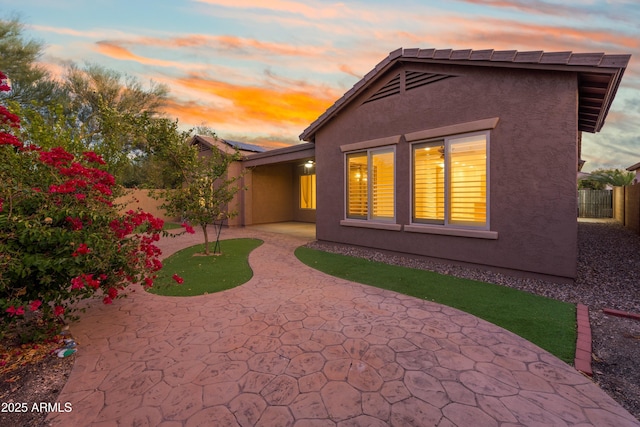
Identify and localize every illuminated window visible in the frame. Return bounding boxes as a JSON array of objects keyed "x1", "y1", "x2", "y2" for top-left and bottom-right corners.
[
  {"x1": 346, "y1": 147, "x2": 395, "y2": 221},
  {"x1": 413, "y1": 132, "x2": 487, "y2": 228},
  {"x1": 300, "y1": 174, "x2": 316, "y2": 209}
]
